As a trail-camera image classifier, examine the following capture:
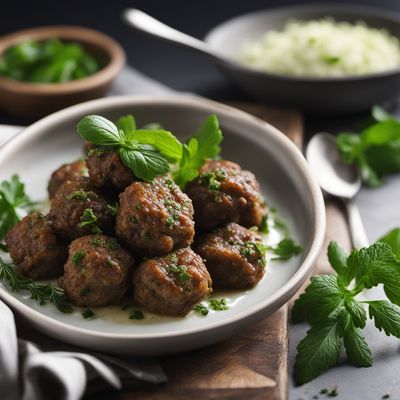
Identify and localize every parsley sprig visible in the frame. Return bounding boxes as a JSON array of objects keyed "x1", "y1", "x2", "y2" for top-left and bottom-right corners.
[
  {"x1": 0, "y1": 256, "x2": 72, "y2": 313},
  {"x1": 293, "y1": 239, "x2": 400, "y2": 384},
  {"x1": 77, "y1": 114, "x2": 223, "y2": 187},
  {"x1": 0, "y1": 175, "x2": 37, "y2": 243},
  {"x1": 336, "y1": 105, "x2": 400, "y2": 187}
]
